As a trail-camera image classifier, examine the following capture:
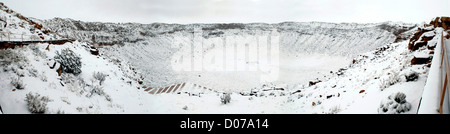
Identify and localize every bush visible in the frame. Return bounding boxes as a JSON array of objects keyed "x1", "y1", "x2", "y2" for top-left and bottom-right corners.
[
  {"x1": 26, "y1": 92, "x2": 50, "y2": 114},
  {"x1": 54, "y1": 48, "x2": 82, "y2": 75},
  {"x1": 86, "y1": 85, "x2": 104, "y2": 98},
  {"x1": 220, "y1": 93, "x2": 231, "y2": 104},
  {"x1": 378, "y1": 92, "x2": 412, "y2": 114},
  {"x1": 405, "y1": 71, "x2": 419, "y2": 82},
  {"x1": 86, "y1": 85, "x2": 111, "y2": 101},
  {"x1": 0, "y1": 49, "x2": 27, "y2": 66},
  {"x1": 379, "y1": 71, "x2": 399, "y2": 91},
  {"x1": 10, "y1": 77, "x2": 26, "y2": 90}
]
